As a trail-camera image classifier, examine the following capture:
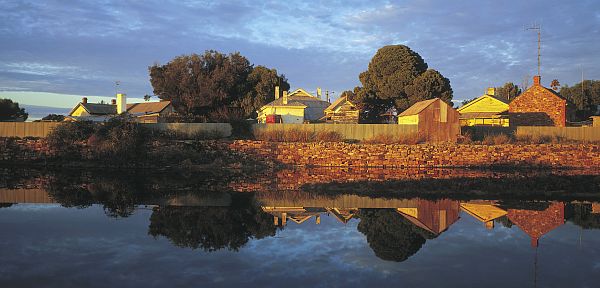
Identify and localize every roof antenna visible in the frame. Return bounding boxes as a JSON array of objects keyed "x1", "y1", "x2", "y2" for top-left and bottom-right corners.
[
  {"x1": 526, "y1": 23, "x2": 542, "y2": 76},
  {"x1": 115, "y1": 80, "x2": 121, "y2": 95}
]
